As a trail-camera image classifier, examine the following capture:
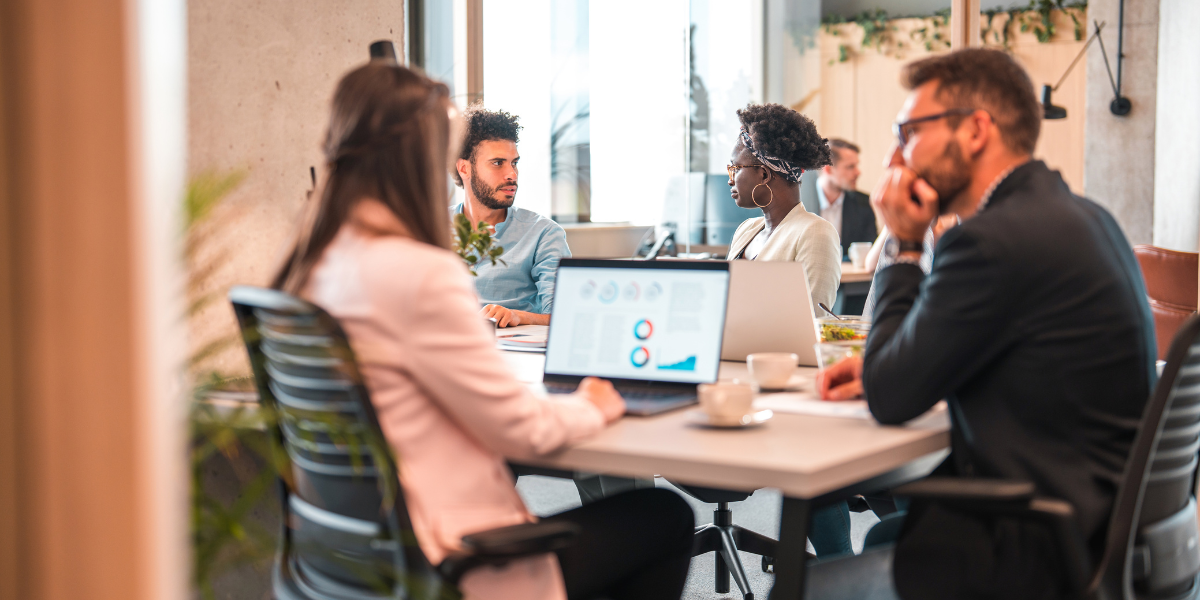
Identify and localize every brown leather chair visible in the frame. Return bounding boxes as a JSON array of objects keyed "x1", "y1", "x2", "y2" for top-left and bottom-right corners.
[{"x1": 1134, "y1": 245, "x2": 1198, "y2": 359}]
